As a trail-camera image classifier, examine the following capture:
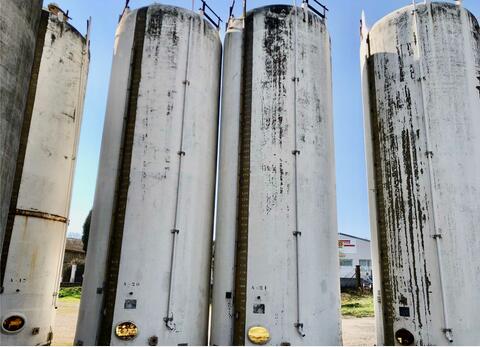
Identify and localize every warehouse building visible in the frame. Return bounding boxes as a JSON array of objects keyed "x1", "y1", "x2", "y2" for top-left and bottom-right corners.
[{"x1": 338, "y1": 233, "x2": 372, "y2": 289}]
